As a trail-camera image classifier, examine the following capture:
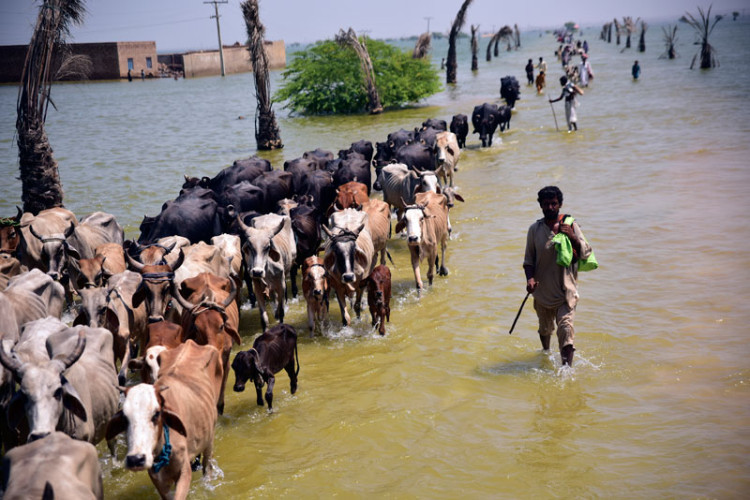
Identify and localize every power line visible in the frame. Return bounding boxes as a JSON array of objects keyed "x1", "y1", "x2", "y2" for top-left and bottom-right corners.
[{"x1": 204, "y1": 0, "x2": 228, "y2": 77}]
